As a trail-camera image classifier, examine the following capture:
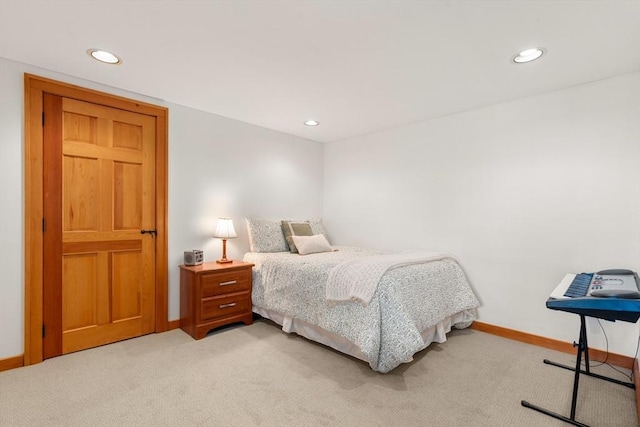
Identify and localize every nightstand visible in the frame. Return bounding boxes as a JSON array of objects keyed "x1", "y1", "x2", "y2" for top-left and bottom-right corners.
[{"x1": 179, "y1": 260, "x2": 254, "y2": 339}]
